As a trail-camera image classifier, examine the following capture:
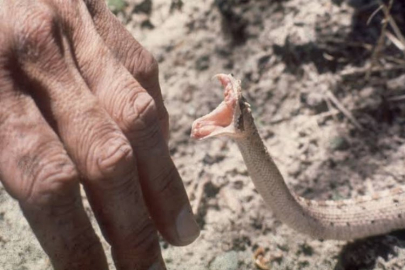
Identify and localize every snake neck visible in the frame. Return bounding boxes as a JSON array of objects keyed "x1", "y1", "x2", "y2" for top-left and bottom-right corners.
[
  {"x1": 234, "y1": 111, "x2": 405, "y2": 240},
  {"x1": 234, "y1": 113, "x2": 321, "y2": 236}
]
